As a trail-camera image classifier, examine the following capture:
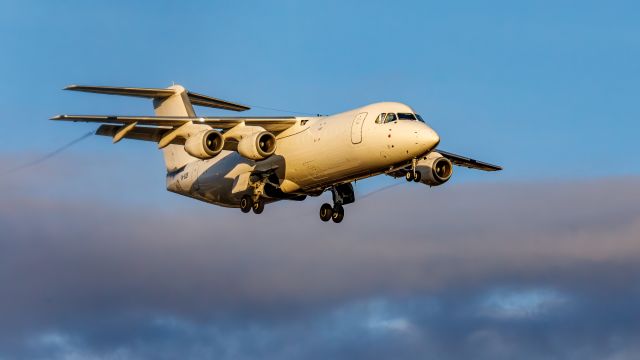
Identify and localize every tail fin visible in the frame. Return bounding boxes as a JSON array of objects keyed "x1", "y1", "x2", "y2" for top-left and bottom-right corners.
[{"x1": 153, "y1": 85, "x2": 197, "y2": 172}]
